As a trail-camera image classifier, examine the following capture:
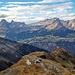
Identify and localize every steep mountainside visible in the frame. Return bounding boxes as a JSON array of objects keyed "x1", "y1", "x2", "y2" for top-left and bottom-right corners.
[
  {"x1": 0, "y1": 37, "x2": 47, "y2": 71},
  {"x1": 0, "y1": 19, "x2": 9, "y2": 37},
  {"x1": 0, "y1": 48, "x2": 75, "y2": 75},
  {"x1": 0, "y1": 19, "x2": 30, "y2": 39},
  {"x1": 50, "y1": 47, "x2": 75, "y2": 67},
  {"x1": 61, "y1": 19, "x2": 75, "y2": 30}
]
